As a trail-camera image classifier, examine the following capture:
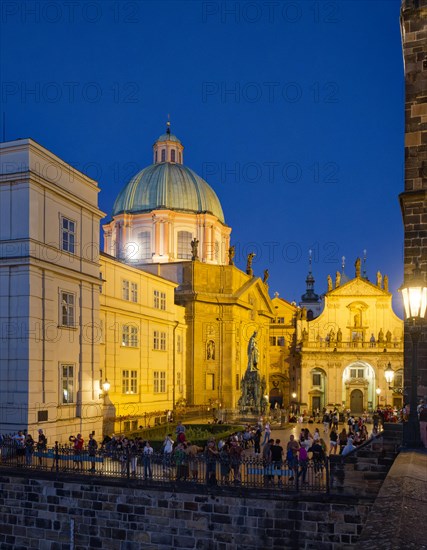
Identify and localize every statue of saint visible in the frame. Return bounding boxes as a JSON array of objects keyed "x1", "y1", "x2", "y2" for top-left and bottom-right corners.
[
  {"x1": 228, "y1": 245, "x2": 235, "y2": 266},
  {"x1": 386, "y1": 330, "x2": 392, "y2": 344},
  {"x1": 247, "y1": 331, "x2": 259, "y2": 371},
  {"x1": 246, "y1": 252, "x2": 256, "y2": 274},
  {"x1": 327, "y1": 275, "x2": 333, "y2": 291},
  {"x1": 191, "y1": 238, "x2": 199, "y2": 261},
  {"x1": 329, "y1": 329, "x2": 336, "y2": 343},
  {"x1": 301, "y1": 307, "x2": 307, "y2": 320},
  {"x1": 337, "y1": 328, "x2": 342, "y2": 342},
  {"x1": 376, "y1": 271, "x2": 382, "y2": 288},
  {"x1": 263, "y1": 269, "x2": 269, "y2": 284},
  {"x1": 383, "y1": 275, "x2": 389, "y2": 292},
  {"x1": 355, "y1": 257, "x2": 361, "y2": 278},
  {"x1": 335, "y1": 271, "x2": 341, "y2": 288},
  {"x1": 378, "y1": 329, "x2": 384, "y2": 344},
  {"x1": 302, "y1": 328, "x2": 308, "y2": 343},
  {"x1": 207, "y1": 340, "x2": 215, "y2": 360}
]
